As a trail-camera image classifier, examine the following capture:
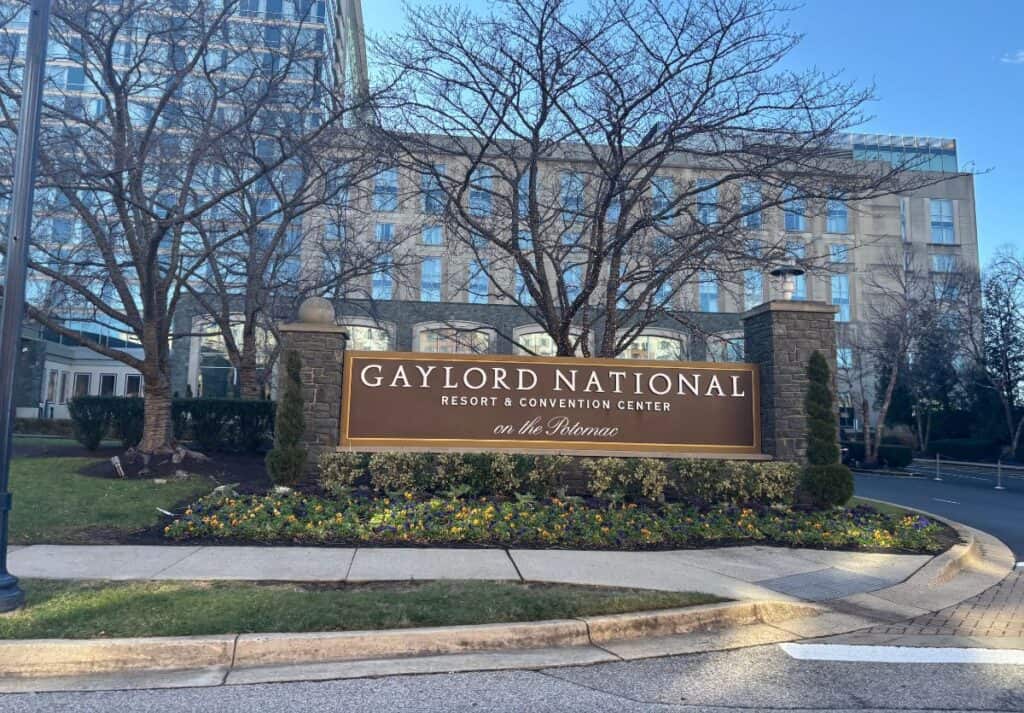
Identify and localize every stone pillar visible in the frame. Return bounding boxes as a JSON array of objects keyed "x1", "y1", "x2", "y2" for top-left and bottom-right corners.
[
  {"x1": 743, "y1": 301, "x2": 837, "y2": 463},
  {"x1": 277, "y1": 298, "x2": 347, "y2": 469}
]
